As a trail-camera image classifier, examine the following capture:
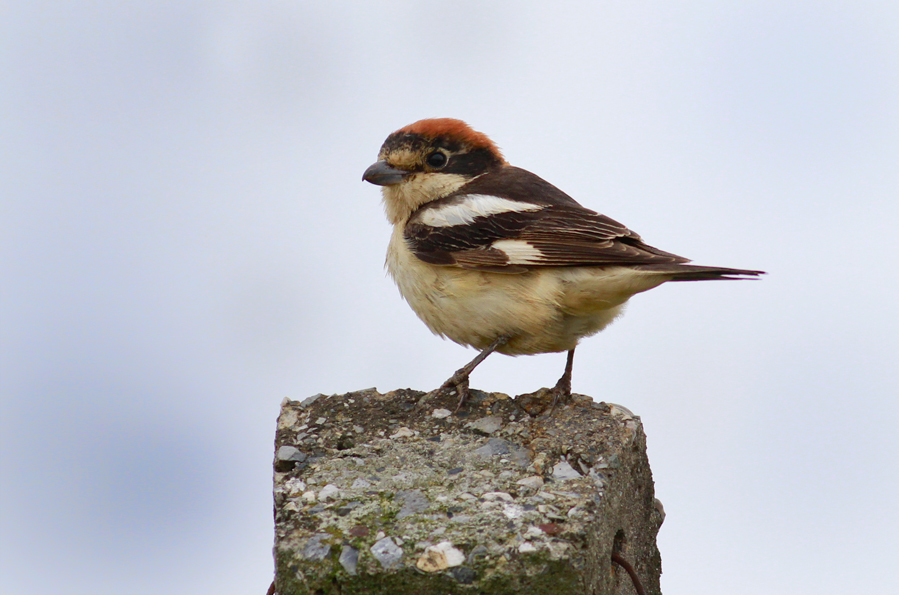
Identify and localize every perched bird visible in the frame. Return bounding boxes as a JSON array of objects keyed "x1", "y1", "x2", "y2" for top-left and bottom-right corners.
[{"x1": 363, "y1": 118, "x2": 763, "y2": 411}]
